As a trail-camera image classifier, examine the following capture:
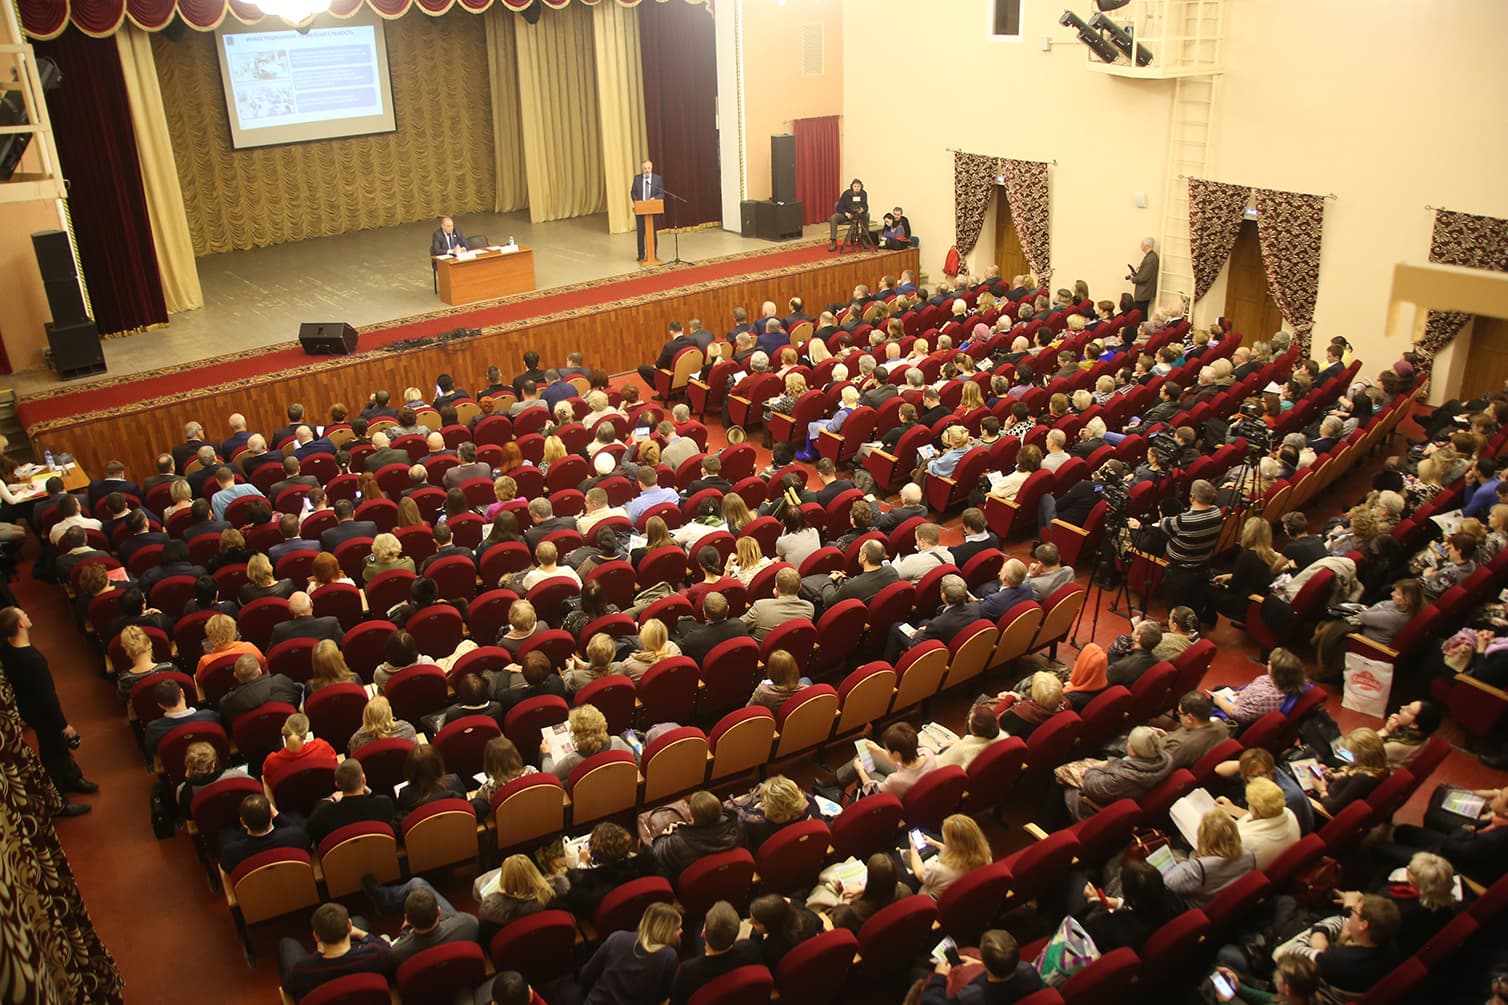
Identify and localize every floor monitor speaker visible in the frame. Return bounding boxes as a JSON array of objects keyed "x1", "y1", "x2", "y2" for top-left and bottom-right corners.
[
  {"x1": 46, "y1": 318, "x2": 105, "y2": 380},
  {"x1": 298, "y1": 322, "x2": 358, "y2": 355}
]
